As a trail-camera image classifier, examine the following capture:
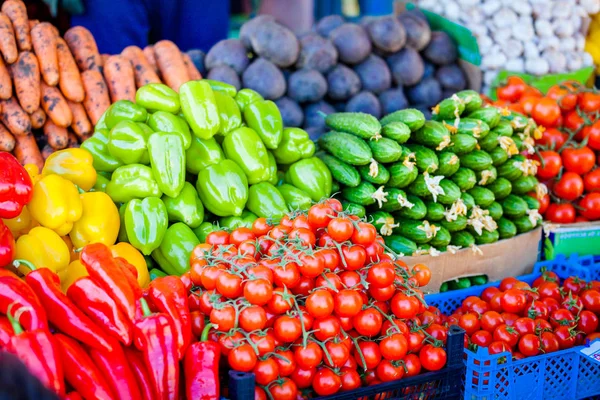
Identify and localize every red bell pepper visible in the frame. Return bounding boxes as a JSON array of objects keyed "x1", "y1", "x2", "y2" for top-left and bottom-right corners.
[
  {"x1": 114, "y1": 256, "x2": 143, "y2": 298},
  {"x1": 133, "y1": 298, "x2": 179, "y2": 400},
  {"x1": 88, "y1": 344, "x2": 142, "y2": 400},
  {"x1": 148, "y1": 276, "x2": 192, "y2": 359},
  {"x1": 0, "y1": 269, "x2": 47, "y2": 331},
  {"x1": 183, "y1": 323, "x2": 220, "y2": 400},
  {"x1": 0, "y1": 315, "x2": 12, "y2": 347},
  {"x1": 67, "y1": 277, "x2": 132, "y2": 346},
  {"x1": 15, "y1": 259, "x2": 116, "y2": 352},
  {"x1": 0, "y1": 220, "x2": 14, "y2": 268},
  {"x1": 54, "y1": 333, "x2": 113, "y2": 400},
  {"x1": 124, "y1": 347, "x2": 156, "y2": 400},
  {"x1": 80, "y1": 243, "x2": 136, "y2": 321},
  {"x1": 180, "y1": 271, "x2": 193, "y2": 291},
  {"x1": 5, "y1": 304, "x2": 65, "y2": 396},
  {"x1": 0, "y1": 152, "x2": 33, "y2": 219}
]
